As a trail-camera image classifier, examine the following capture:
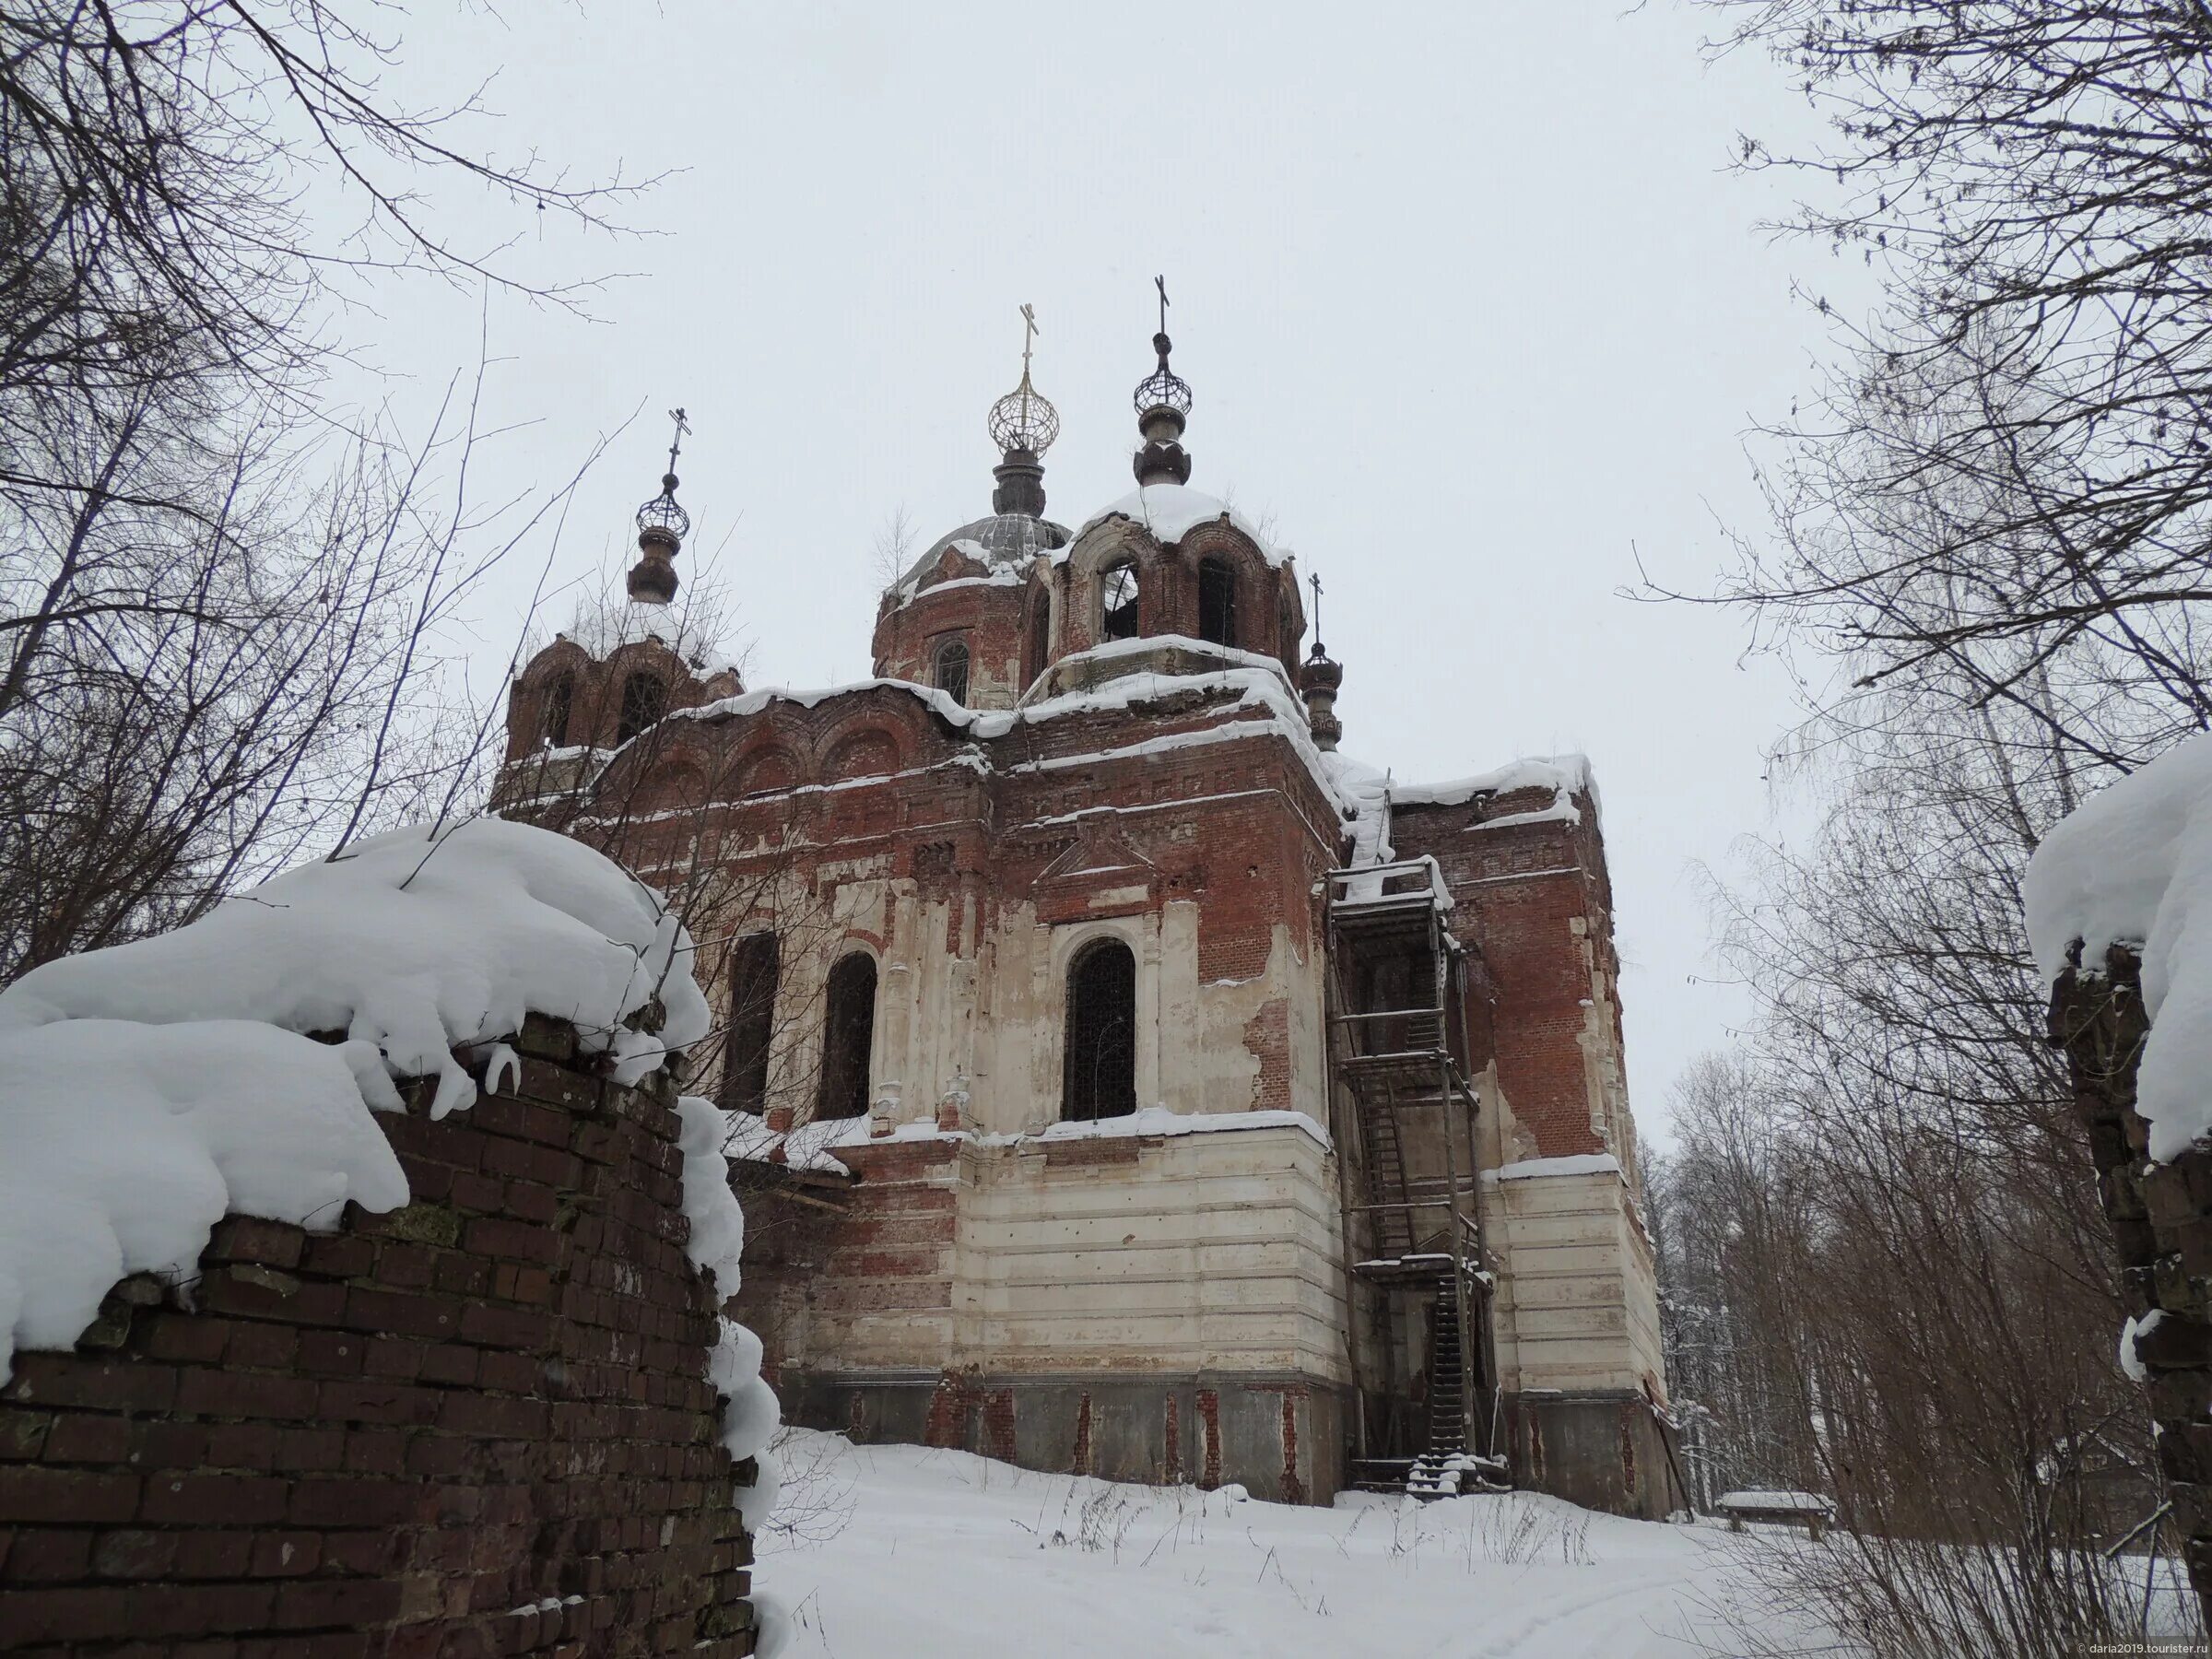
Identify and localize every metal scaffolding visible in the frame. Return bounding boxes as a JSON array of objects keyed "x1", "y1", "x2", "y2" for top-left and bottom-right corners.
[{"x1": 1324, "y1": 859, "x2": 1506, "y2": 1499}]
